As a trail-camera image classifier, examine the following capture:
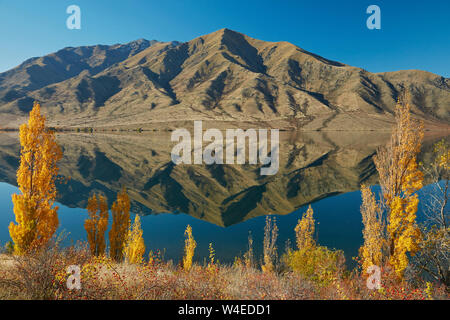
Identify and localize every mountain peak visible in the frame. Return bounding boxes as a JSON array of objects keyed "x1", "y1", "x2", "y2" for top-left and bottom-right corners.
[
  {"x1": 124, "y1": 38, "x2": 157, "y2": 52},
  {"x1": 130, "y1": 38, "x2": 149, "y2": 43},
  {"x1": 200, "y1": 28, "x2": 246, "y2": 44},
  {"x1": 217, "y1": 27, "x2": 241, "y2": 35},
  {"x1": 212, "y1": 27, "x2": 240, "y2": 34},
  {"x1": 0, "y1": 29, "x2": 448, "y2": 130}
]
